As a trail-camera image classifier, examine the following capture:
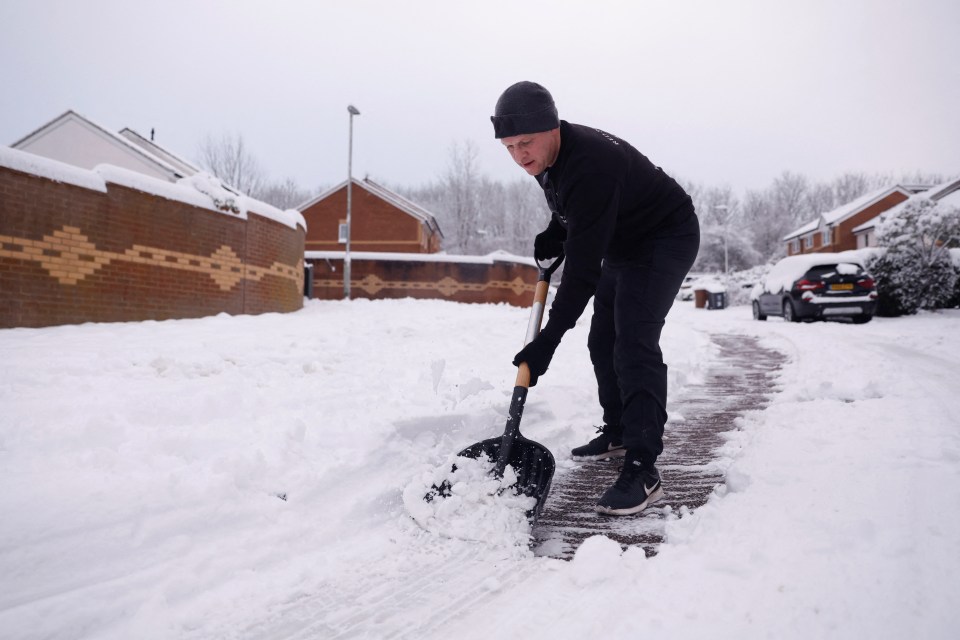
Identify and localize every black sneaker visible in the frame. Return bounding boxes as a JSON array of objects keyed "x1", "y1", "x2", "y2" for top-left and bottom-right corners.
[
  {"x1": 571, "y1": 426, "x2": 626, "y2": 460},
  {"x1": 595, "y1": 454, "x2": 664, "y2": 516}
]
